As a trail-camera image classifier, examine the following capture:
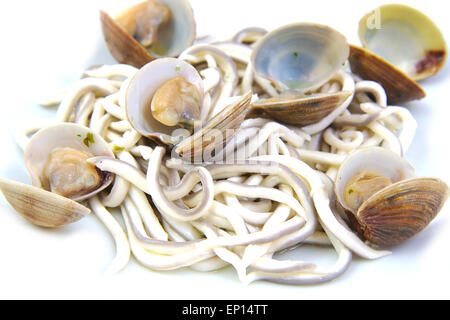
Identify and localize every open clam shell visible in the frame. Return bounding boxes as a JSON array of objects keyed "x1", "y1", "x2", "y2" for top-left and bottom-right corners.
[
  {"x1": 24, "y1": 123, "x2": 115, "y2": 202},
  {"x1": 335, "y1": 147, "x2": 415, "y2": 215},
  {"x1": 359, "y1": 4, "x2": 447, "y2": 81},
  {"x1": 125, "y1": 57, "x2": 204, "y2": 145},
  {"x1": 251, "y1": 23, "x2": 349, "y2": 92},
  {"x1": 100, "y1": 0, "x2": 196, "y2": 68},
  {"x1": 250, "y1": 90, "x2": 352, "y2": 126},
  {"x1": 349, "y1": 45, "x2": 426, "y2": 104},
  {"x1": 125, "y1": 57, "x2": 252, "y2": 161},
  {"x1": 335, "y1": 147, "x2": 449, "y2": 247},
  {"x1": 0, "y1": 178, "x2": 91, "y2": 228}
]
